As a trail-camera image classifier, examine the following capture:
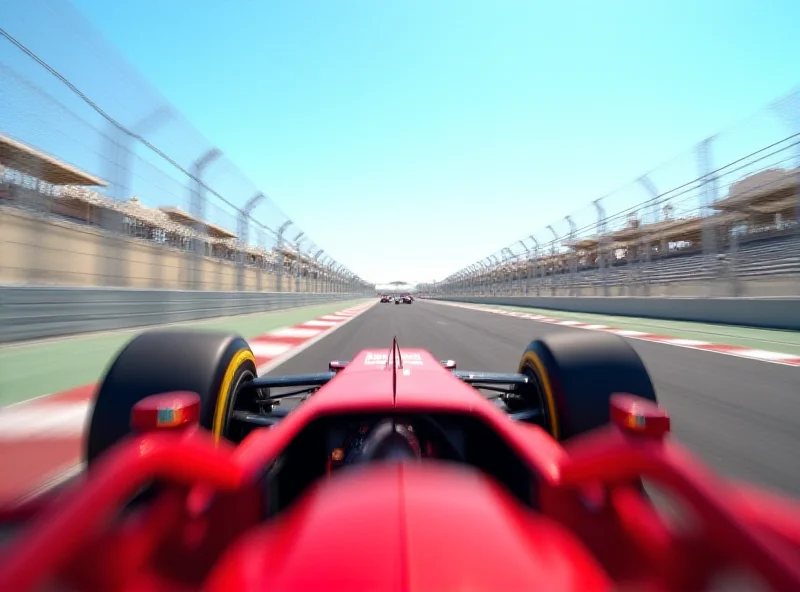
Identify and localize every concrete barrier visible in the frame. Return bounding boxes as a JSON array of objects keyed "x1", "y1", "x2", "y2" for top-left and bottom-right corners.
[
  {"x1": 0, "y1": 205, "x2": 348, "y2": 293},
  {"x1": 431, "y1": 295, "x2": 800, "y2": 331},
  {"x1": 0, "y1": 287, "x2": 364, "y2": 343}
]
